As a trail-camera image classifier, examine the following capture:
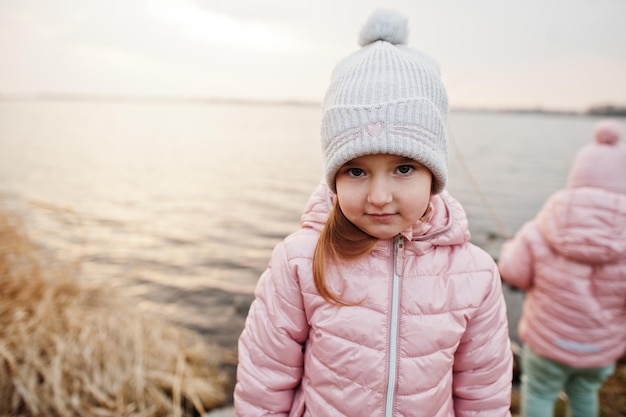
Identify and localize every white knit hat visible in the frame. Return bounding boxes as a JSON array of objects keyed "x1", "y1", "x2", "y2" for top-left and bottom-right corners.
[{"x1": 321, "y1": 9, "x2": 449, "y2": 194}]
